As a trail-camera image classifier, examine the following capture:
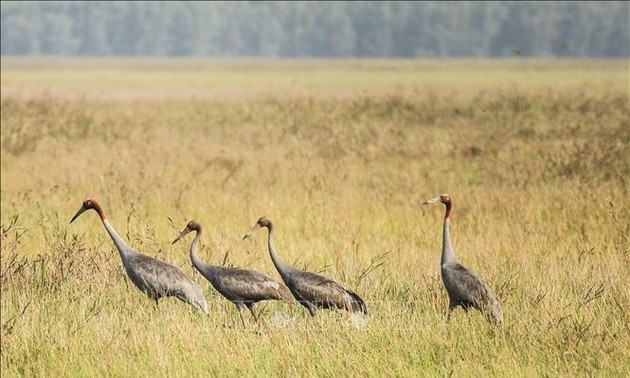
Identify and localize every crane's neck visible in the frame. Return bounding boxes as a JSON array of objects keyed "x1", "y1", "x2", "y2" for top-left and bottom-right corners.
[
  {"x1": 102, "y1": 218, "x2": 138, "y2": 263},
  {"x1": 189, "y1": 229, "x2": 204, "y2": 269},
  {"x1": 441, "y1": 217, "x2": 458, "y2": 265},
  {"x1": 265, "y1": 225, "x2": 292, "y2": 276},
  {"x1": 189, "y1": 228, "x2": 219, "y2": 281},
  {"x1": 92, "y1": 201, "x2": 106, "y2": 220}
]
